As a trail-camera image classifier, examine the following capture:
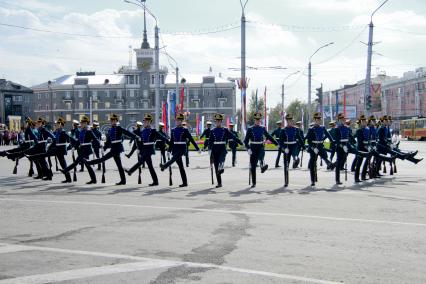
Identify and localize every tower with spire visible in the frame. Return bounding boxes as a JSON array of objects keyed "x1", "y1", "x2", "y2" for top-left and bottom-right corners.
[{"x1": 135, "y1": 3, "x2": 155, "y2": 71}]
